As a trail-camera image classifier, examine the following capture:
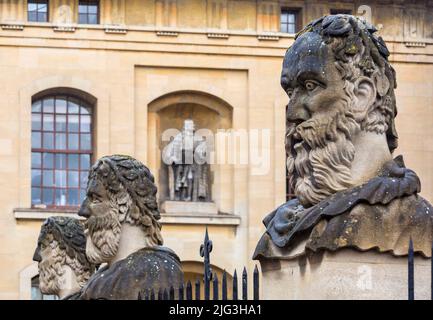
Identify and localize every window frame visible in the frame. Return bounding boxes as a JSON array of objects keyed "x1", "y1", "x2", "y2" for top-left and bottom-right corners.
[
  {"x1": 280, "y1": 8, "x2": 302, "y2": 34},
  {"x1": 31, "y1": 94, "x2": 94, "y2": 210},
  {"x1": 78, "y1": 0, "x2": 100, "y2": 25},
  {"x1": 27, "y1": 0, "x2": 49, "y2": 23}
]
